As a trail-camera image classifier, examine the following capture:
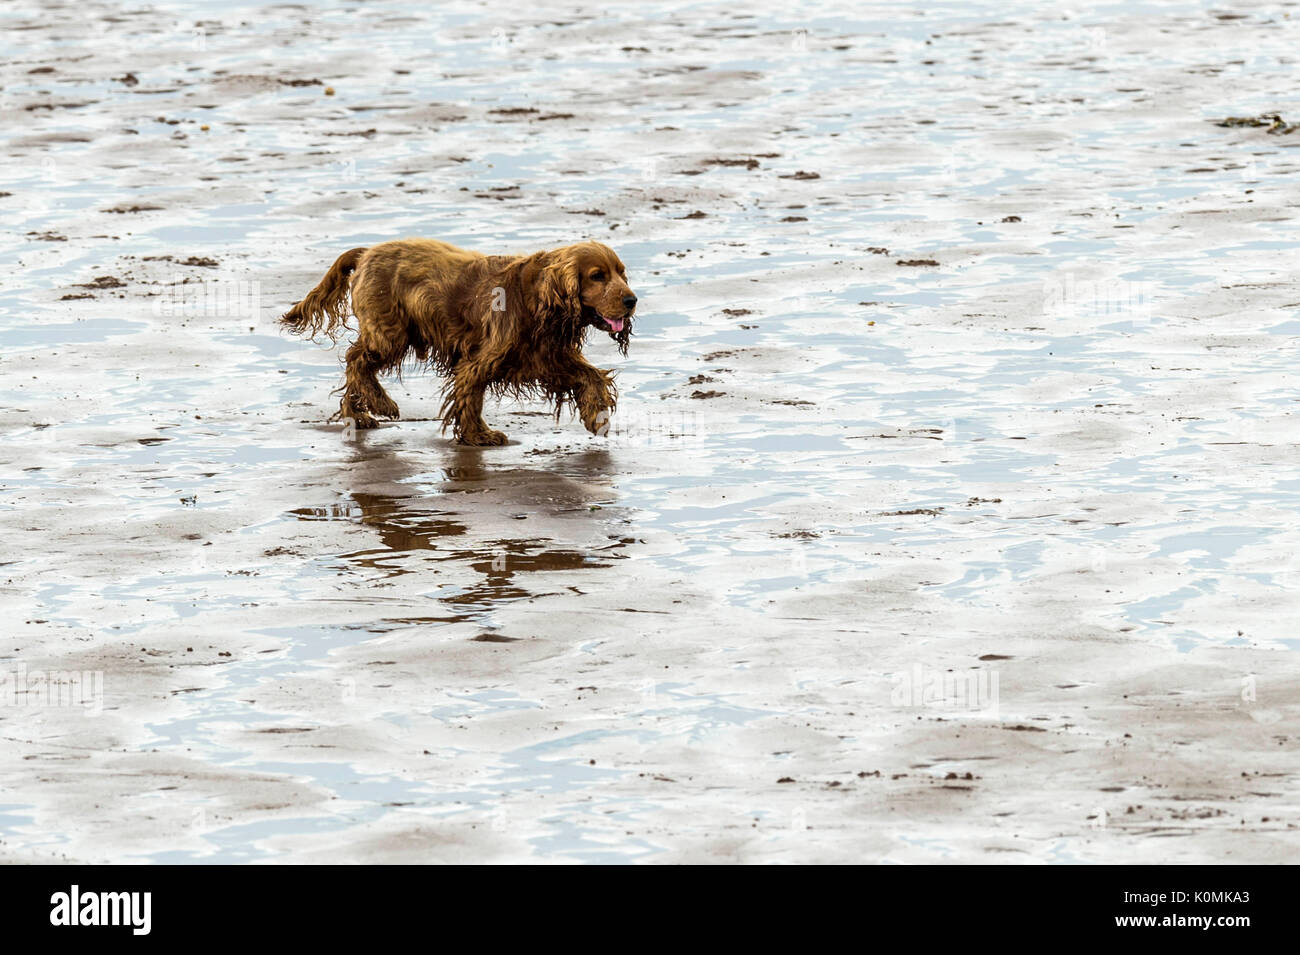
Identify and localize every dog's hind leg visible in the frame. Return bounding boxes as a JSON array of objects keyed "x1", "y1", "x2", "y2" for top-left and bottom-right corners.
[
  {"x1": 337, "y1": 342, "x2": 403, "y2": 429},
  {"x1": 362, "y1": 367, "x2": 401, "y2": 421},
  {"x1": 335, "y1": 342, "x2": 375, "y2": 429},
  {"x1": 336, "y1": 306, "x2": 408, "y2": 427},
  {"x1": 440, "y1": 363, "x2": 506, "y2": 446}
]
